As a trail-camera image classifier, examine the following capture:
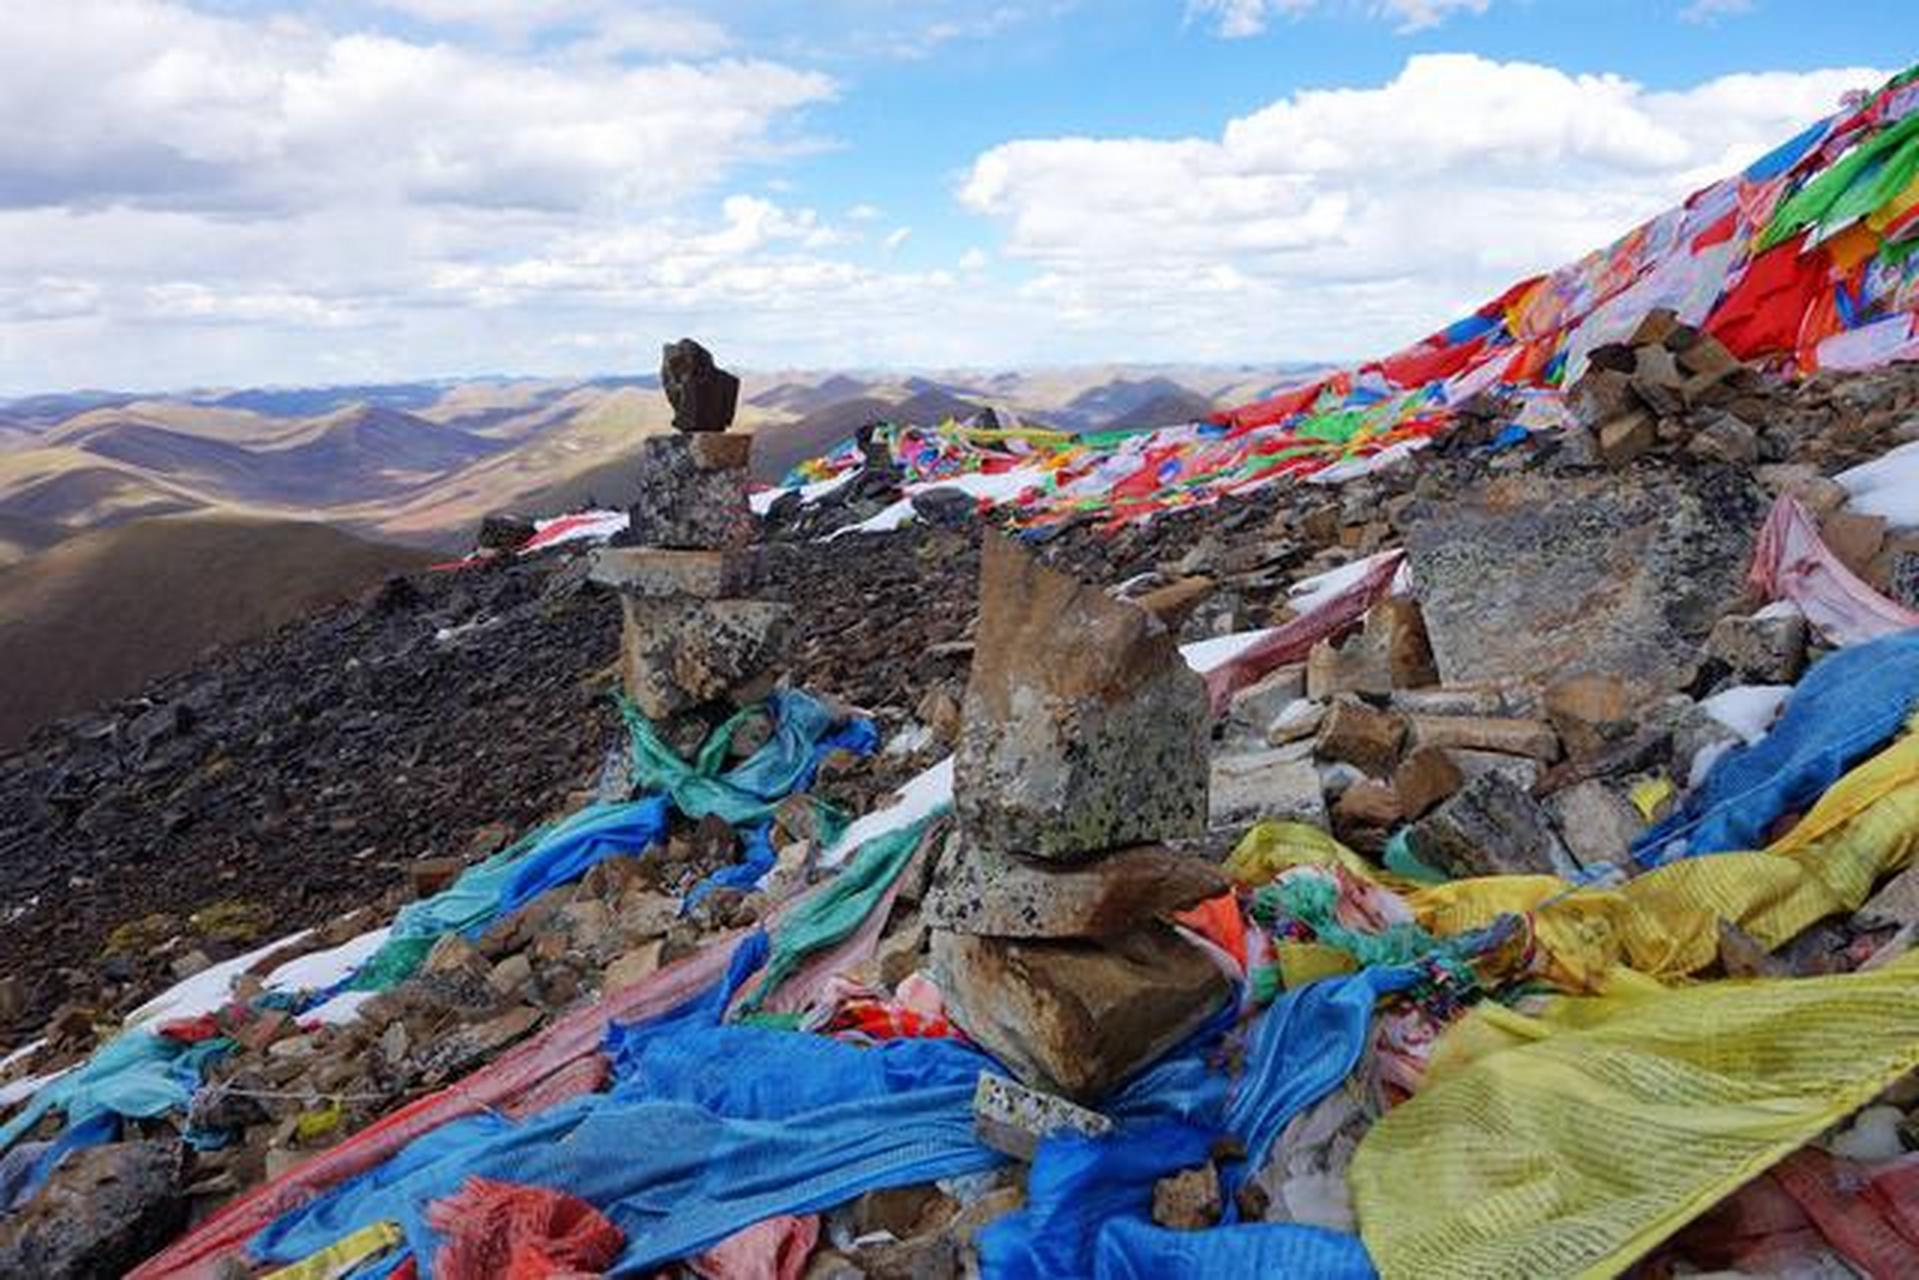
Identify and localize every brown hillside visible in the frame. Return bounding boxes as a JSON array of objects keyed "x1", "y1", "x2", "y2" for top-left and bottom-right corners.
[{"x1": 0, "y1": 515, "x2": 432, "y2": 747}]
